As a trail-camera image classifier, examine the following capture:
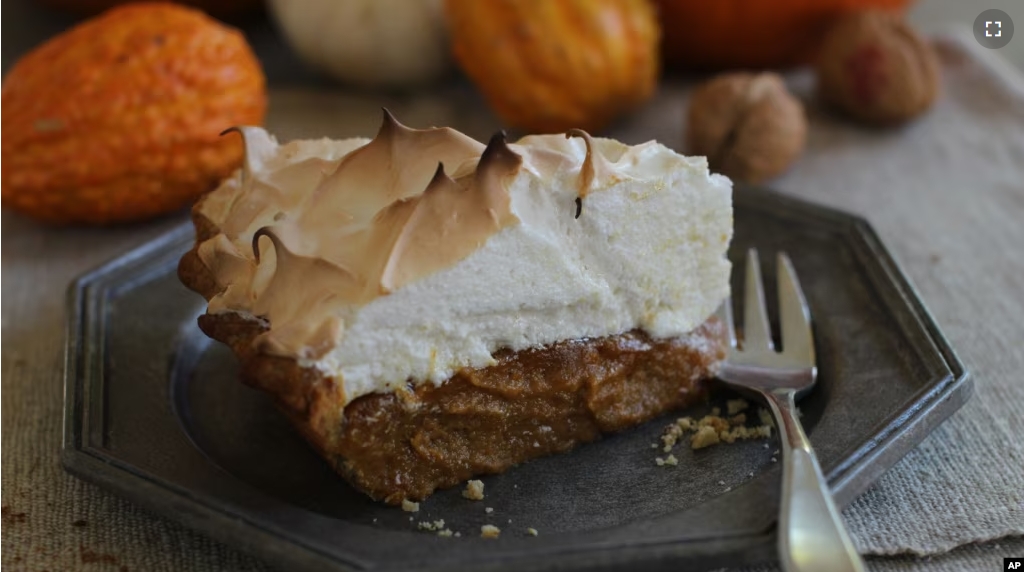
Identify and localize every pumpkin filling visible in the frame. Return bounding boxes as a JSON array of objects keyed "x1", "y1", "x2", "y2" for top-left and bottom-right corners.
[
  {"x1": 179, "y1": 111, "x2": 733, "y2": 503},
  {"x1": 197, "y1": 312, "x2": 726, "y2": 503}
]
